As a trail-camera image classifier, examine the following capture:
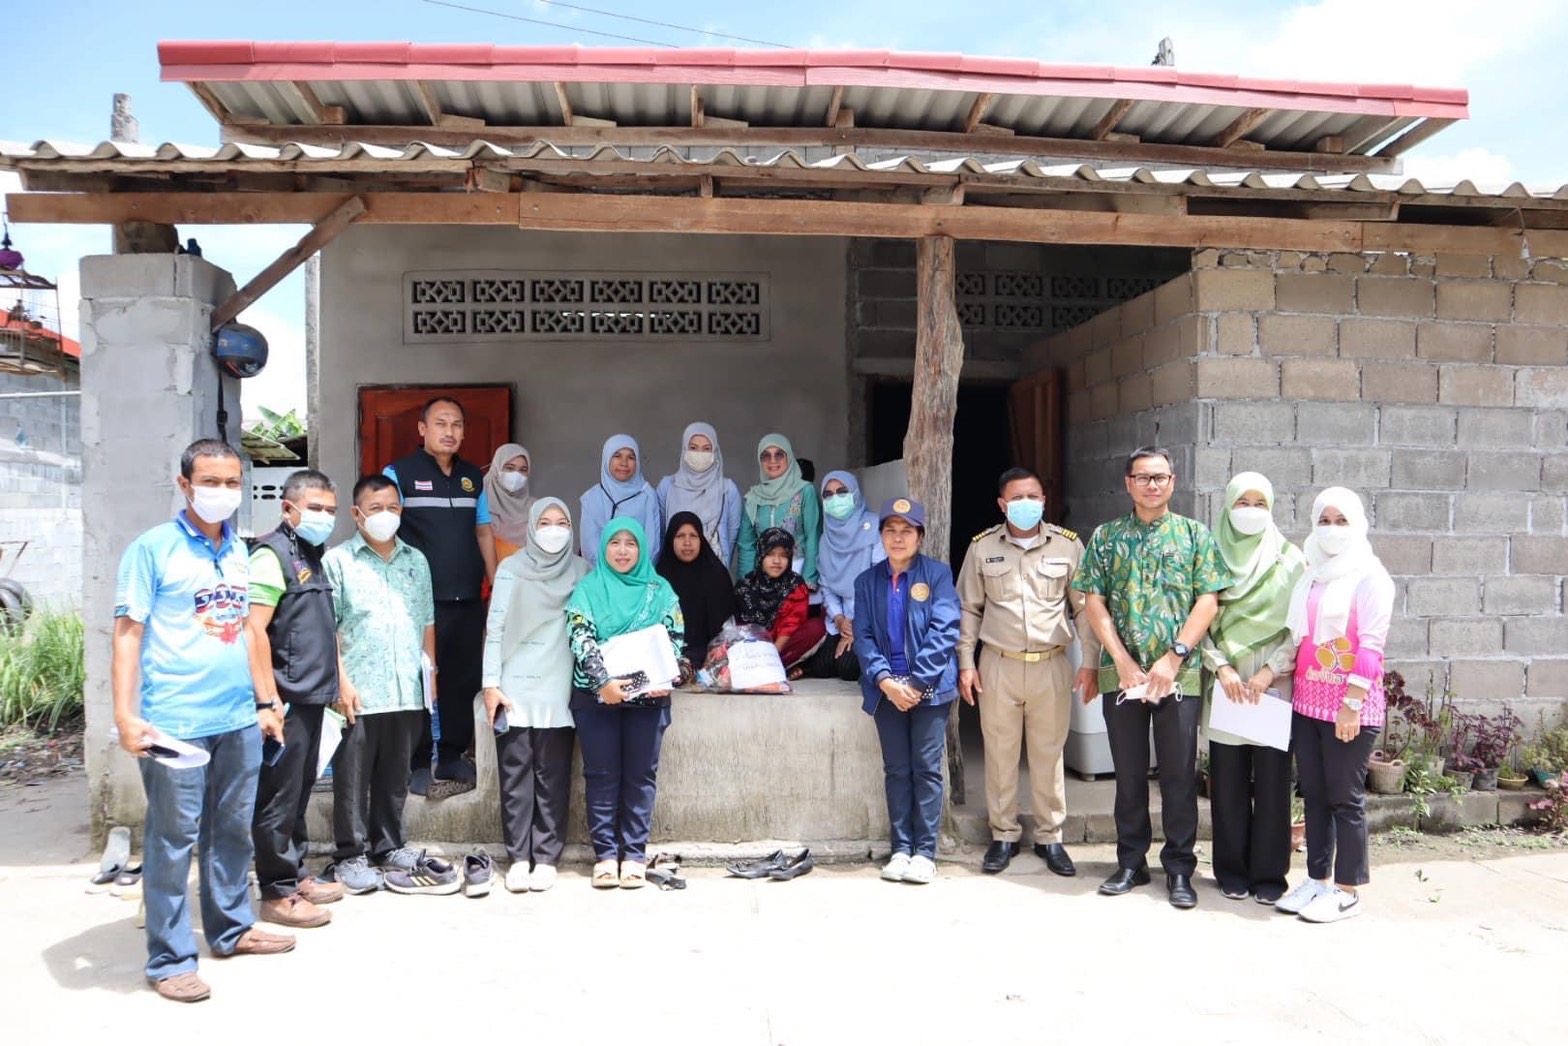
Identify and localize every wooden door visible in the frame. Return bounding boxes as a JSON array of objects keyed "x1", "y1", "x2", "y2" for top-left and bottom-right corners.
[
  {"x1": 1008, "y1": 369, "x2": 1065, "y2": 523},
  {"x1": 357, "y1": 385, "x2": 514, "y2": 478}
]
